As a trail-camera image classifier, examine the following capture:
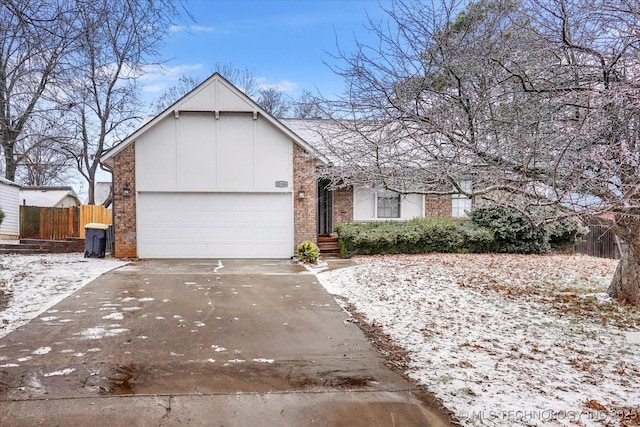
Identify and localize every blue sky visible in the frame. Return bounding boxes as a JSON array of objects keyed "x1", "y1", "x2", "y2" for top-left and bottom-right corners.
[
  {"x1": 140, "y1": 0, "x2": 391, "y2": 103},
  {"x1": 81, "y1": 1, "x2": 391, "y2": 199}
]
